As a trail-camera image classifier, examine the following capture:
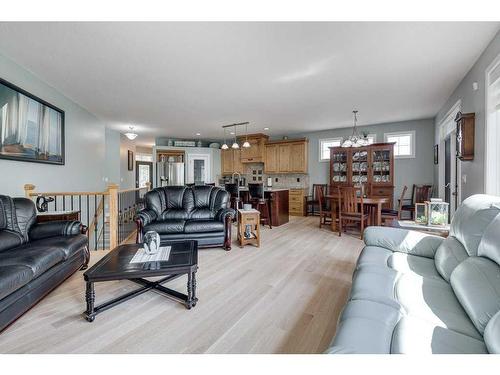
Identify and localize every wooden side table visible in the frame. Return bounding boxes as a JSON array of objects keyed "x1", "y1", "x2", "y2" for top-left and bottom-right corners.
[{"x1": 237, "y1": 209, "x2": 261, "y2": 248}]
